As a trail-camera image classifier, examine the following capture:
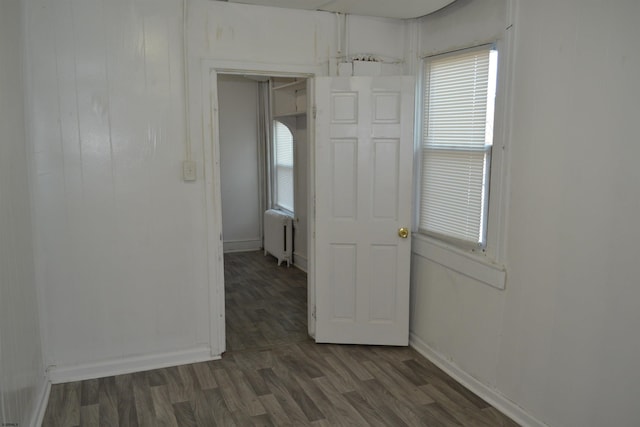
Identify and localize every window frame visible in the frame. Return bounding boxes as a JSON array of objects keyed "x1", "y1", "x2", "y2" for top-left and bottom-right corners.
[
  {"x1": 414, "y1": 40, "x2": 511, "y2": 270},
  {"x1": 418, "y1": 44, "x2": 497, "y2": 251},
  {"x1": 271, "y1": 119, "x2": 295, "y2": 215}
]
